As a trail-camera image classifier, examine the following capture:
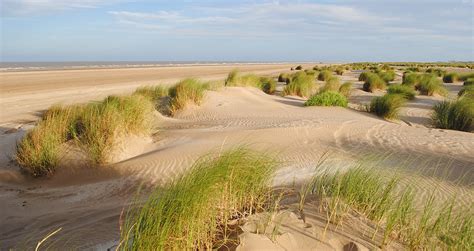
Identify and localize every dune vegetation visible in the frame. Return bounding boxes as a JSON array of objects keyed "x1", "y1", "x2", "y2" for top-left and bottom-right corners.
[
  {"x1": 369, "y1": 94, "x2": 407, "y2": 120},
  {"x1": 283, "y1": 71, "x2": 316, "y2": 97},
  {"x1": 417, "y1": 74, "x2": 448, "y2": 96},
  {"x1": 16, "y1": 95, "x2": 155, "y2": 176},
  {"x1": 119, "y1": 148, "x2": 276, "y2": 250},
  {"x1": 304, "y1": 91, "x2": 348, "y2": 107},
  {"x1": 338, "y1": 81, "x2": 352, "y2": 97},
  {"x1": 464, "y1": 78, "x2": 474, "y2": 86},
  {"x1": 402, "y1": 72, "x2": 421, "y2": 87},
  {"x1": 377, "y1": 70, "x2": 396, "y2": 82},
  {"x1": 432, "y1": 98, "x2": 473, "y2": 132},
  {"x1": 387, "y1": 84, "x2": 416, "y2": 100},
  {"x1": 459, "y1": 85, "x2": 474, "y2": 99},
  {"x1": 442, "y1": 72, "x2": 459, "y2": 83},
  {"x1": 335, "y1": 68, "x2": 344, "y2": 75},
  {"x1": 363, "y1": 73, "x2": 387, "y2": 92},
  {"x1": 225, "y1": 70, "x2": 276, "y2": 95},
  {"x1": 307, "y1": 165, "x2": 473, "y2": 250},
  {"x1": 317, "y1": 70, "x2": 333, "y2": 81},
  {"x1": 16, "y1": 79, "x2": 213, "y2": 176},
  {"x1": 319, "y1": 76, "x2": 341, "y2": 93},
  {"x1": 278, "y1": 73, "x2": 291, "y2": 83}
]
